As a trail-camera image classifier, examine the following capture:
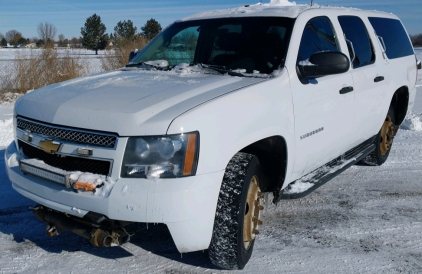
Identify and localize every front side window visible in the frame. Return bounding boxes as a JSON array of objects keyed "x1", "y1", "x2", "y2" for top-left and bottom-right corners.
[
  {"x1": 338, "y1": 16, "x2": 375, "y2": 68},
  {"x1": 297, "y1": 16, "x2": 339, "y2": 63},
  {"x1": 129, "y1": 17, "x2": 294, "y2": 76}
]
